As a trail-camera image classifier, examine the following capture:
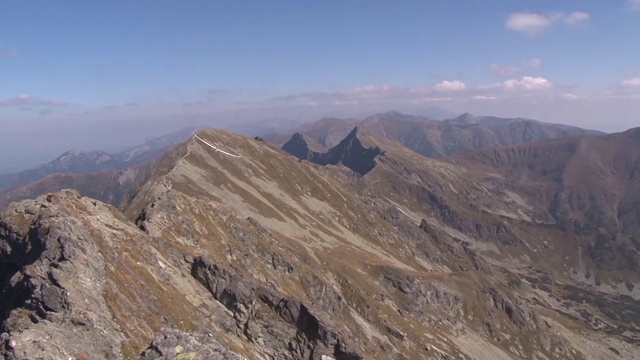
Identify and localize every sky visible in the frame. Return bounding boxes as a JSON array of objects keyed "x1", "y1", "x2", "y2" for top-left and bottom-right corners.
[{"x1": 1, "y1": 0, "x2": 639, "y2": 171}]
